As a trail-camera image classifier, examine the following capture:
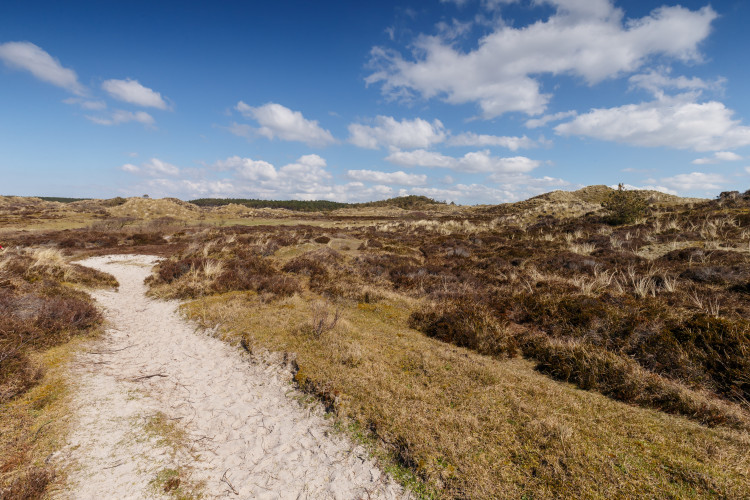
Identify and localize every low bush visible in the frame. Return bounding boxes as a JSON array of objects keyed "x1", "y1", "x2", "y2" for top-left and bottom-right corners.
[
  {"x1": 410, "y1": 300, "x2": 518, "y2": 358},
  {"x1": 602, "y1": 184, "x2": 649, "y2": 225}
]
